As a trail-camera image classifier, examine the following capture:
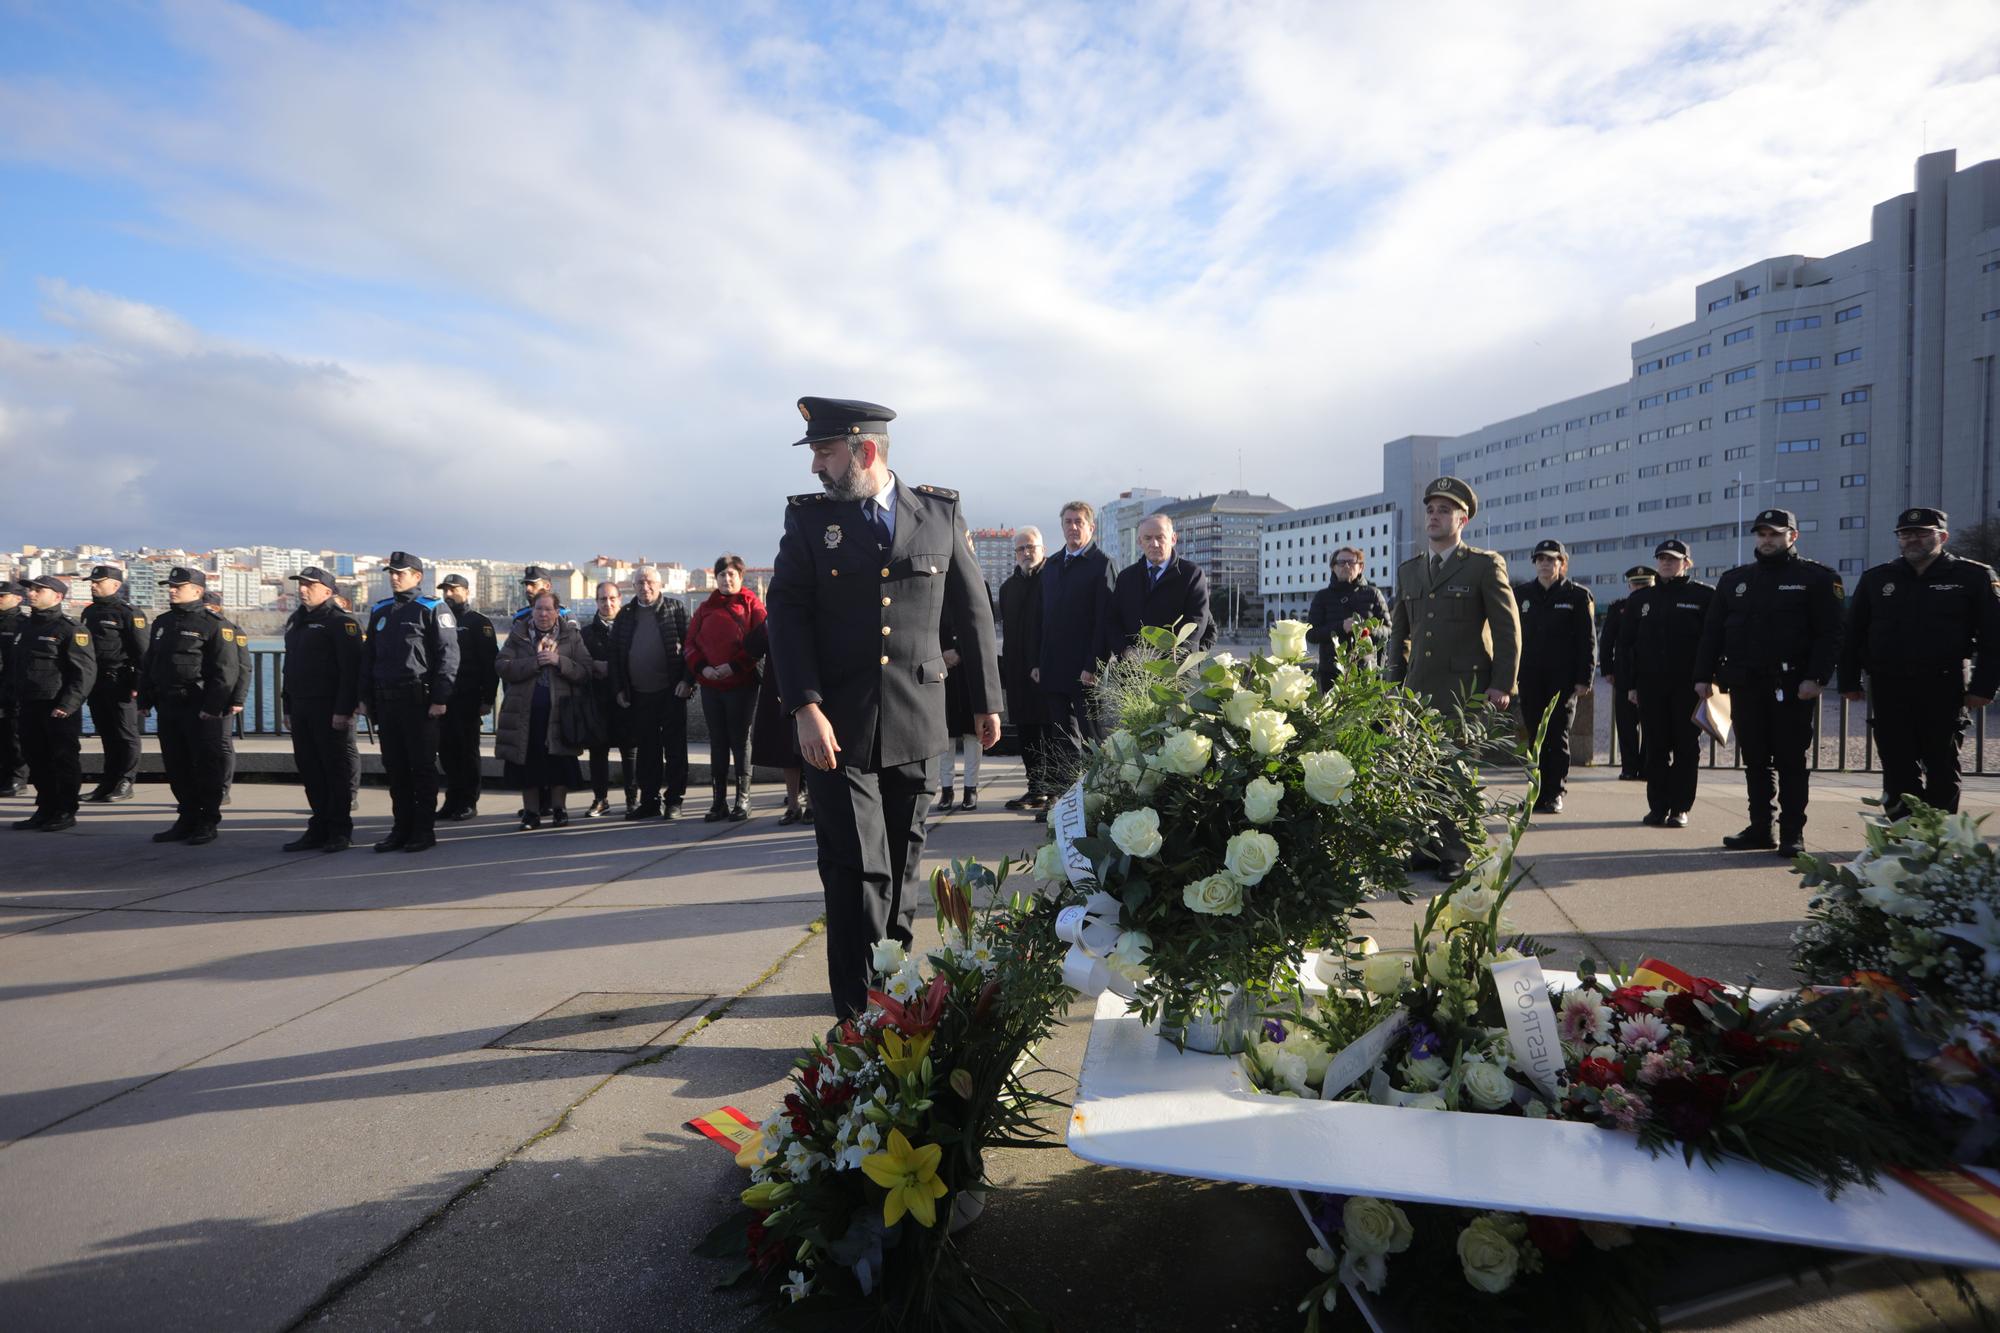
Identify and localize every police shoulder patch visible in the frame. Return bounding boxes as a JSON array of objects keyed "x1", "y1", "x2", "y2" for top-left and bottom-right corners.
[
  {"x1": 75, "y1": 632, "x2": 89, "y2": 646},
  {"x1": 345, "y1": 621, "x2": 359, "y2": 636},
  {"x1": 133, "y1": 615, "x2": 146, "y2": 628},
  {"x1": 915, "y1": 483, "x2": 959, "y2": 501}
]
